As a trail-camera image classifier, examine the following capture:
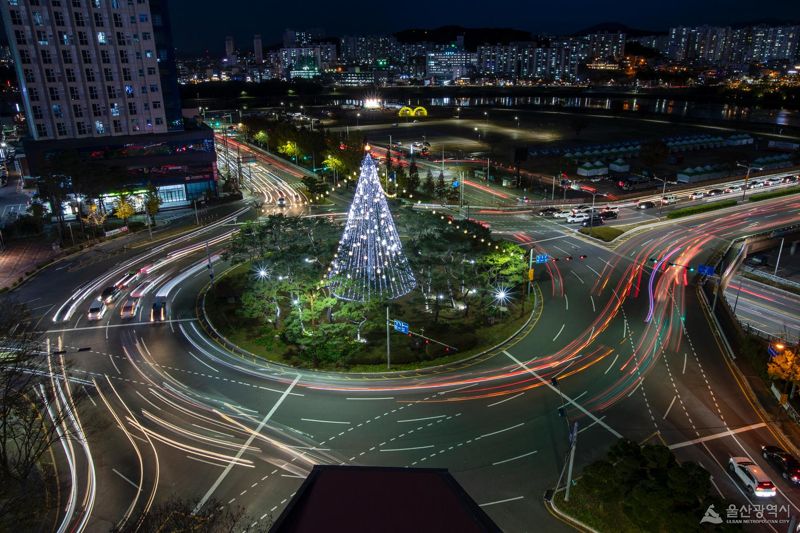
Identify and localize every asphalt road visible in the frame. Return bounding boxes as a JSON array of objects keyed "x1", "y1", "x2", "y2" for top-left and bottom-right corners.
[
  {"x1": 15, "y1": 148, "x2": 800, "y2": 532},
  {"x1": 726, "y1": 275, "x2": 800, "y2": 343}
]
